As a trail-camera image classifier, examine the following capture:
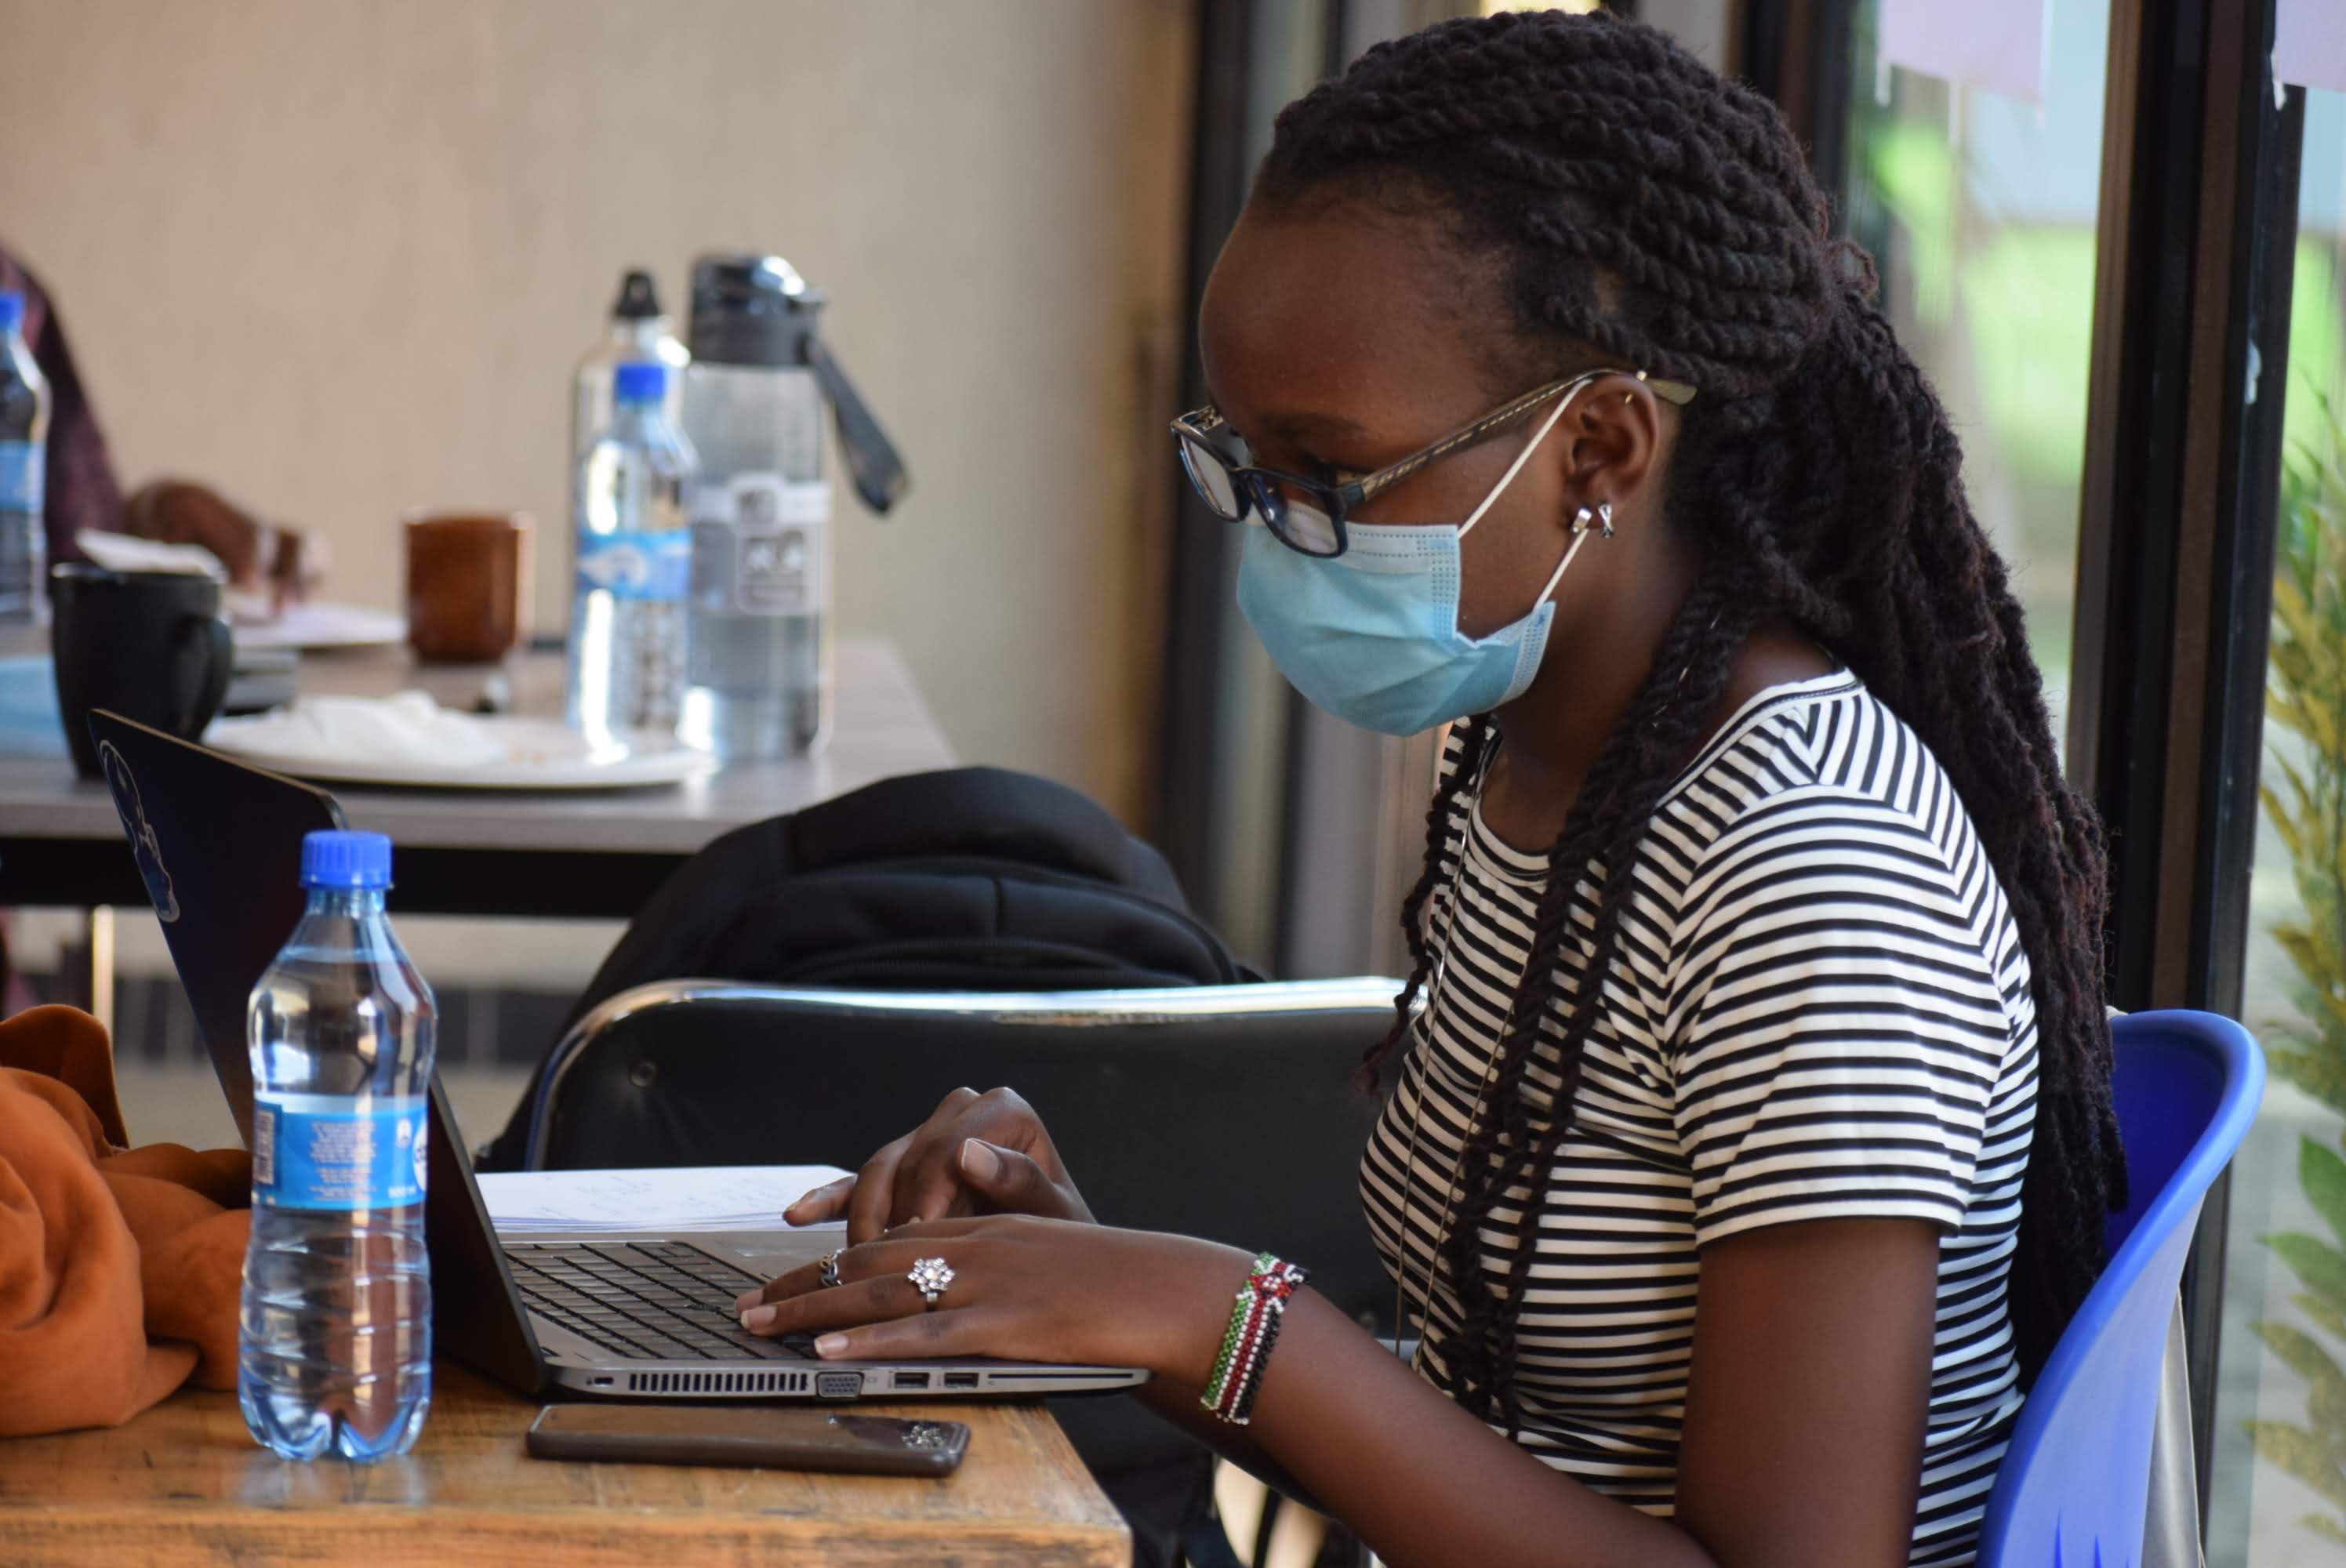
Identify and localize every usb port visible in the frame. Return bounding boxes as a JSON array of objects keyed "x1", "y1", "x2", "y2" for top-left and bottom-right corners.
[
  {"x1": 942, "y1": 1372, "x2": 979, "y2": 1390},
  {"x1": 892, "y1": 1371, "x2": 930, "y2": 1390}
]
